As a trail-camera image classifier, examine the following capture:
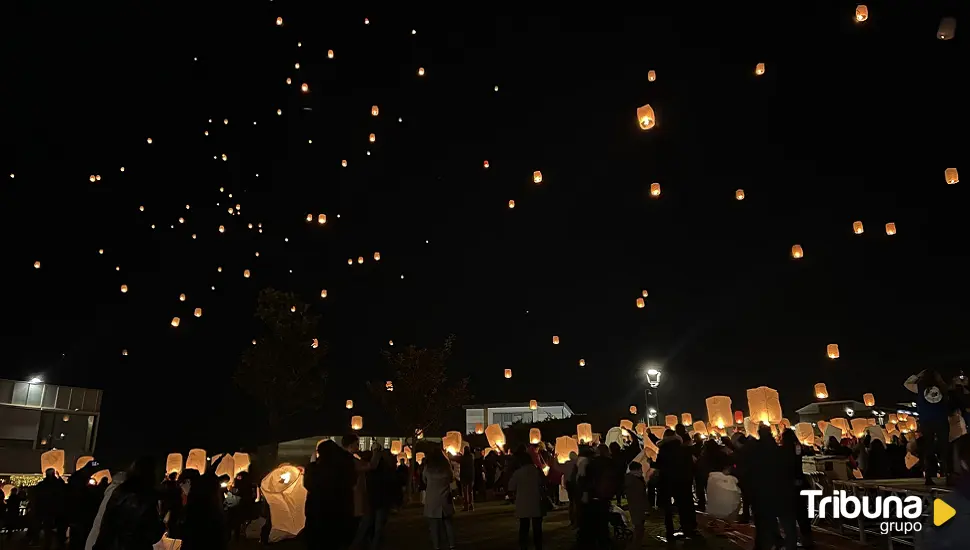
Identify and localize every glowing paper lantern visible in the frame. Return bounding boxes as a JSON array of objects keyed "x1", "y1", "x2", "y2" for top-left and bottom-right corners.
[
  {"x1": 186, "y1": 449, "x2": 206, "y2": 473},
  {"x1": 369, "y1": 133, "x2": 376, "y2": 143},
  {"x1": 855, "y1": 5, "x2": 868, "y2": 22},
  {"x1": 735, "y1": 189, "x2": 745, "y2": 200},
  {"x1": 743, "y1": 417, "x2": 759, "y2": 438},
  {"x1": 75, "y1": 456, "x2": 94, "y2": 472},
  {"x1": 318, "y1": 214, "x2": 327, "y2": 224},
  {"x1": 619, "y1": 419, "x2": 634, "y2": 435},
  {"x1": 863, "y1": 393, "x2": 875, "y2": 407},
  {"x1": 244, "y1": 269, "x2": 251, "y2": 278},
  {"x1": 692, "y1": 421, "x2": 709, "y2": 438},
  {"x1": 213, "y1": 453, "x2": 235, "y2": 480},
  {"x1": 529, "y1": 428, "x2": 542, "y2": 444},
  {"x1": 945, "y1": 168, "x2": 959, "y2": 184},
  {"x1": 475, "y1": 423, "x2": 484, "y2": 434},
  {"x1": 576, "y1": 423, "x2": 593, "y2": 445},
  {"x1": 219, "y1": 225, "x2": 225, "y2": 233},
  {"x1": 555, "y1": 436, "x2": 580, "y2": 463},
  {"x1": 485, "y1": 424, "x2": 506, "y2": 448},
  {"x1": 794, "y1": 423, "x2": 815, "y2": 446},
  {"x1": 647, "y1": 70, "x2": 656, "y2": 82},
  {"x1": 755, "y1": 63, "x2": 765, "y2": 76},
  {"x1": 260, "y1": 464, "x2": 307, "y2": 539},
  {"x1": 276, "y1": 16, "x2": 283, "y2": 26},
  {"x1": 179, "y1": 293, "x2": 186, "y2": 302},
  {"x1": 552, "y1": 335, "x2": 560, "y2": 345},
  {"x1": 443, "y1": 432, "x2": 463, "y2": 455},
  {"x1": 233, "y1": 453, "x2": 250, "y2": 476},
  {"x1": 827, "y1": 344, "x2": 840, "y2": 359},
  {"x1": 390, "y1": 441, "x2": 402, "y2": 455},
  {"x1": 579, "y1": 358, "x2": 586, "y2": 367},
  {"x1": 885, "y1": 223, "x2": 896, "y2": 235},
  {"x1": 850, "y1": 418, "x2": 868, "y2": 438},
  {"x1": 636, "y1": 104, "x2": 656, "y2": 130},
  {"x1": 636, "y1": 297, "x2": 645, "y2": 308},
  {"x1": 301, "y1": 83, "x2": 309, "y2": 93},
  {"x1": 746, "y1": 386, "x2": 783, "y2": 425},
  {"x1": 780, "y1": 418, "x2": 791, "y2": 430},
  {"x1": 635, "y1": 422, "x2": 647, "y2": 437},
  {"x1": 121, "y1": 284, "x2": 128, "y2": 293},
  {"x1": 529, "y1": 399, "x2": 538, "y2": 410},
  {"x1": 650, "y1": 182, "x2": 661, "y2": 197},
  {"x1": 508, "y1": 200, "x2": 515, "y2": 209},
  {"x1": 649, "y1": 426, "x2": 667, "y2": 440},
  {"x1": 328, "y1": 49, "x2": 334, "y2": 59},
  {"x1": 371, "y1": 105, "x2": 379, "y2": 116},
  {"x1": 345, "y1": 400, "x2": 353, "y2": 409},
  {"x1": 642, "y1": 290, "x2": 649, "y2": 298},
  {"x1": 358, "y1": 257, "x2": 364, "y2": 264},
  {"x1": 665, "y1": 415, "x2": 678, "y2": 429},
  {"x1": 791, "y1": 245, "x2": 803, "y2": 259},
  {"x1": 851, "y1": 221, "x2": 865, "y2": 235},
  {"x1": 830, "y1": 418, "x2": 850, "y2": 437},
  {"x1": 629, "y1": 405, "x2": 637, "y2": 415},
  {"x1": 91, "y1": 470, "x2": 112, "y2": 485},
  {"x1": 504, "y1": 369, "x2": 512, "y2": 379},
  {"x1": 417, "y1": 67, "x2": 425, "y2": 76},
  {"x1": 341, "y1": 160, "x2": 348, "y2": 167},
  {"x1": 533, "y1": 171, "x2": 543, "y2": 184},
  {"x1": 898, "y1": 412, "x2": 909, "y2": 422},
  {"x1": 34, "y1": 261, "x2": 41, "y2": 269},
  {"x1": 705, "y1": 396, "x2": 733, "y2": 430},
  {"x1": 889, "y1": 414, "x2": 898, "y2": 424},
  {"x1": 171, "y1": 317, "x2": 180, "y2": 327},
  {"x1": 373, "y1": 252, "x2": 381, "y2": 261},
  {"x1": 681, "y1": 413, "x2": 692, "y2": 426},
  {"x1": 194, "y1": 308, "x2": 202, "y2": 318},
  {"x1": 351, "y1": 416, "x2": 363, "y2": 431},
  {"x1": 938, "y1": 17, "x2": 956, "y2": 40},
  {"x1": 166, "y1": 453, "x2": 183, "y2": 475},
  {"x1": 815, "y1": 383, "x2": 829, "y2": 399}
]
